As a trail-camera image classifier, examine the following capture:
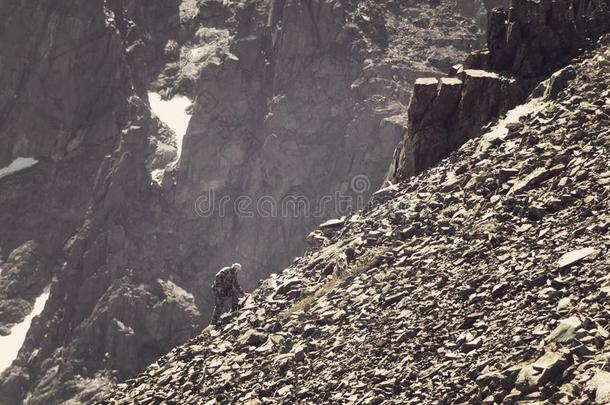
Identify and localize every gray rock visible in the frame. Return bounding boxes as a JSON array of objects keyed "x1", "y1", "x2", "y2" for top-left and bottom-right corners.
[
  {"x1": 547, "y1": 317, "x2": 583, "y2": 344},
  {"x1": 238, "y1": 330, "x2": 267, "y2": 348},
  {"x1": 588, "y1": 370, "x2": 610, "y2": 403},
  {"x1": 515, "y1": 351, "x2": 573, "y2": 393},
  {"x1": 557, "y1": 247, "x2": 598, "y2": 269}
]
